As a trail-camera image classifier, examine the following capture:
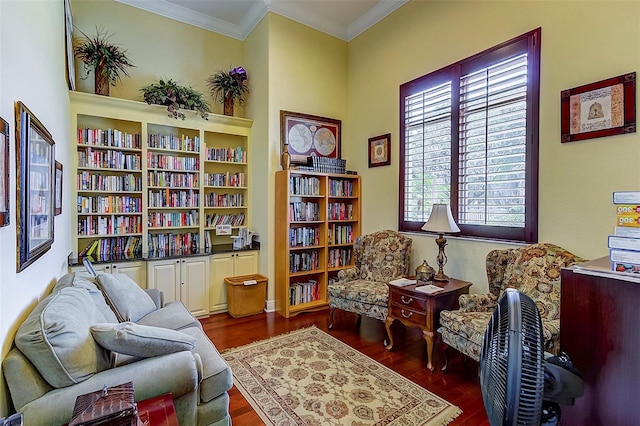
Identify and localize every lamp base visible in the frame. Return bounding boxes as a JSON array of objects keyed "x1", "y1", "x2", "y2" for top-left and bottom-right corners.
[{"x1": 433, "y1": 271, "x2": 449, "y2": 282}]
